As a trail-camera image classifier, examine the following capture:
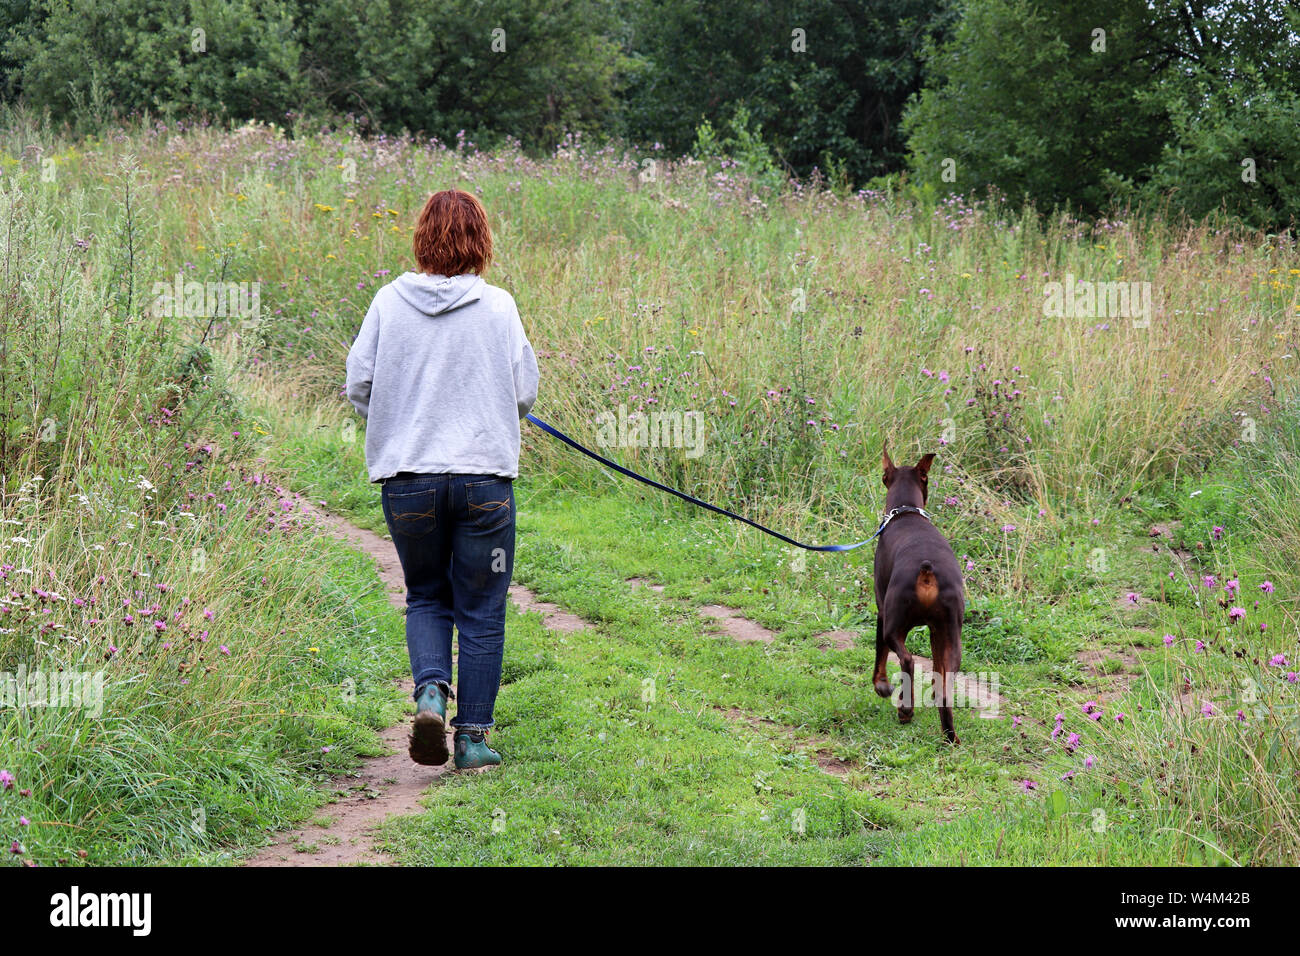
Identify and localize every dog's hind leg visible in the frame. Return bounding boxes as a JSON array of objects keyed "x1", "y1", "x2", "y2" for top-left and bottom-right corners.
[
  {"x1": 884, "y1": 627, "x2": 915, "y2": 724},
  {"x1": 872, "y1": 614, "x2": 892, "y2": 698},
  {"x1": 930, "y1": 611, "x2": 962, "y2": 744}
]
